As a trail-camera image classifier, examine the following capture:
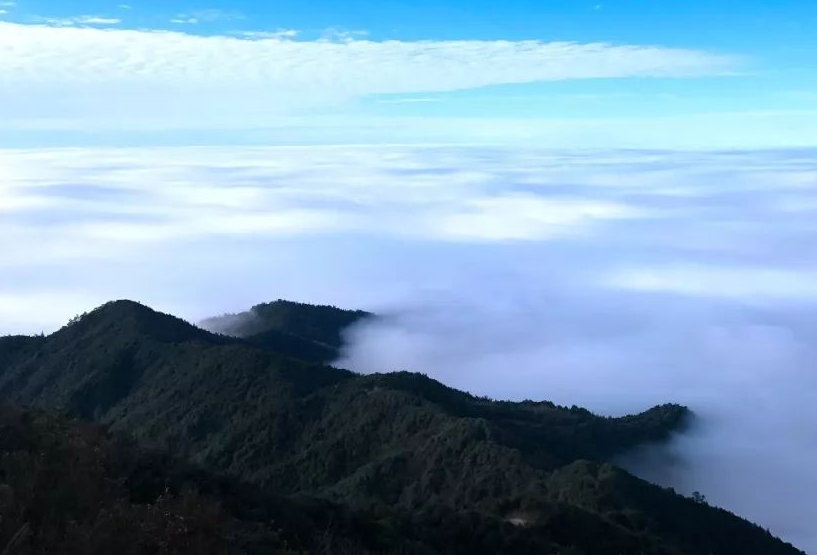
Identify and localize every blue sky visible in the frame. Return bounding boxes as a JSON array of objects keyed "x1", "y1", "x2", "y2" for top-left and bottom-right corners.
[
  {"x1": 8, "y1": 0, "x2": 816, "y2": 48},
  {"x1": 0, "y1": 1, "x2": 815, "y2": 147}
]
